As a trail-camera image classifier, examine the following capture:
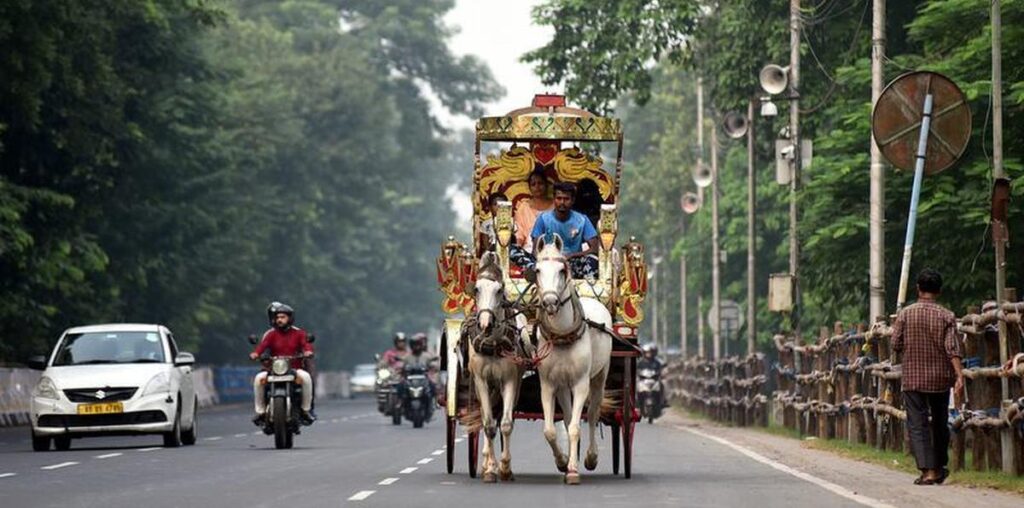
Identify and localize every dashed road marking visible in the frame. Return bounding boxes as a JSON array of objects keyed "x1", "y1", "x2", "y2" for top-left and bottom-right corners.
[
  {"x1": 252, "y1": 431, "x2": 262, "y2": 436},
  {"x1": 400, "y1": 467, "x2": 418, "y2": 474},
  {"x1": 95, "y1": 453, "x2": 122, "y2": 459},
  {"x1": 0, "y1": 473, "x2": 16, "y2": 479},
  {"x1": 137, "y1": 447, "x2": 161, "y2": 452},
  {"x1": 41, "y1": 462, "x2": 78, "y2": 471},
  {"x1": 347, "y1": 490, "x2": 375, "y2": 501},
  {"x1": 416, "y1": 458, "x2": 433, "y2": 465},
  {"x1": 431, "y1": 449, "x2": 444, "y2": 456},
  {"x1": 234, "y1": 433, "x2": 247, "y2": 438},
  {"x1": 330, "y1": 419, "x2": 339, "y2": 423},
  {"x1": 378, "y1": 478, "x2": 399, "y2": 486},
  {"x1": 454, "y1": 438, "x2": 464, "y2": 443},
  {"x1": 679, "y1": 426, "x2": 895, "y2": 508},
  {"x1": 204, "y1": 436, "x2": 222, "y2": 441}
]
